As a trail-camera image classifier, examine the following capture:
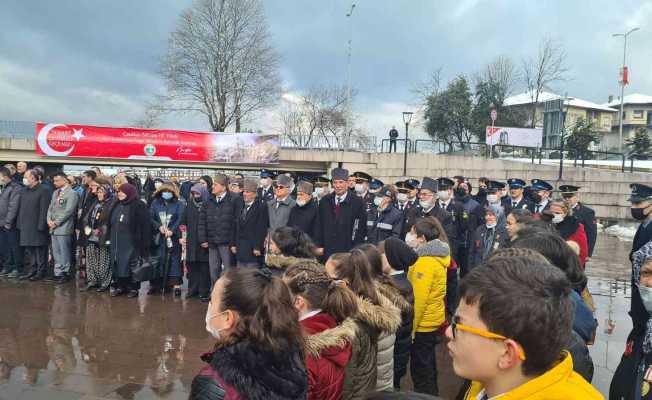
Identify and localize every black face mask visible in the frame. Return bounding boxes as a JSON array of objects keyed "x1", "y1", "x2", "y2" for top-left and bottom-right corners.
[
  {"x1": 193, "y1": 196, "x2": 203, "y2": 203},
  {"x1": 530, "y1": 192, "x2": 542, "y2": 204},
  {"x1": 454, "y1": 188, "x2": 467, "y2": 198},
  {"x1": 632, "y1": 207, "x2": 649, "y2": 221}
]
